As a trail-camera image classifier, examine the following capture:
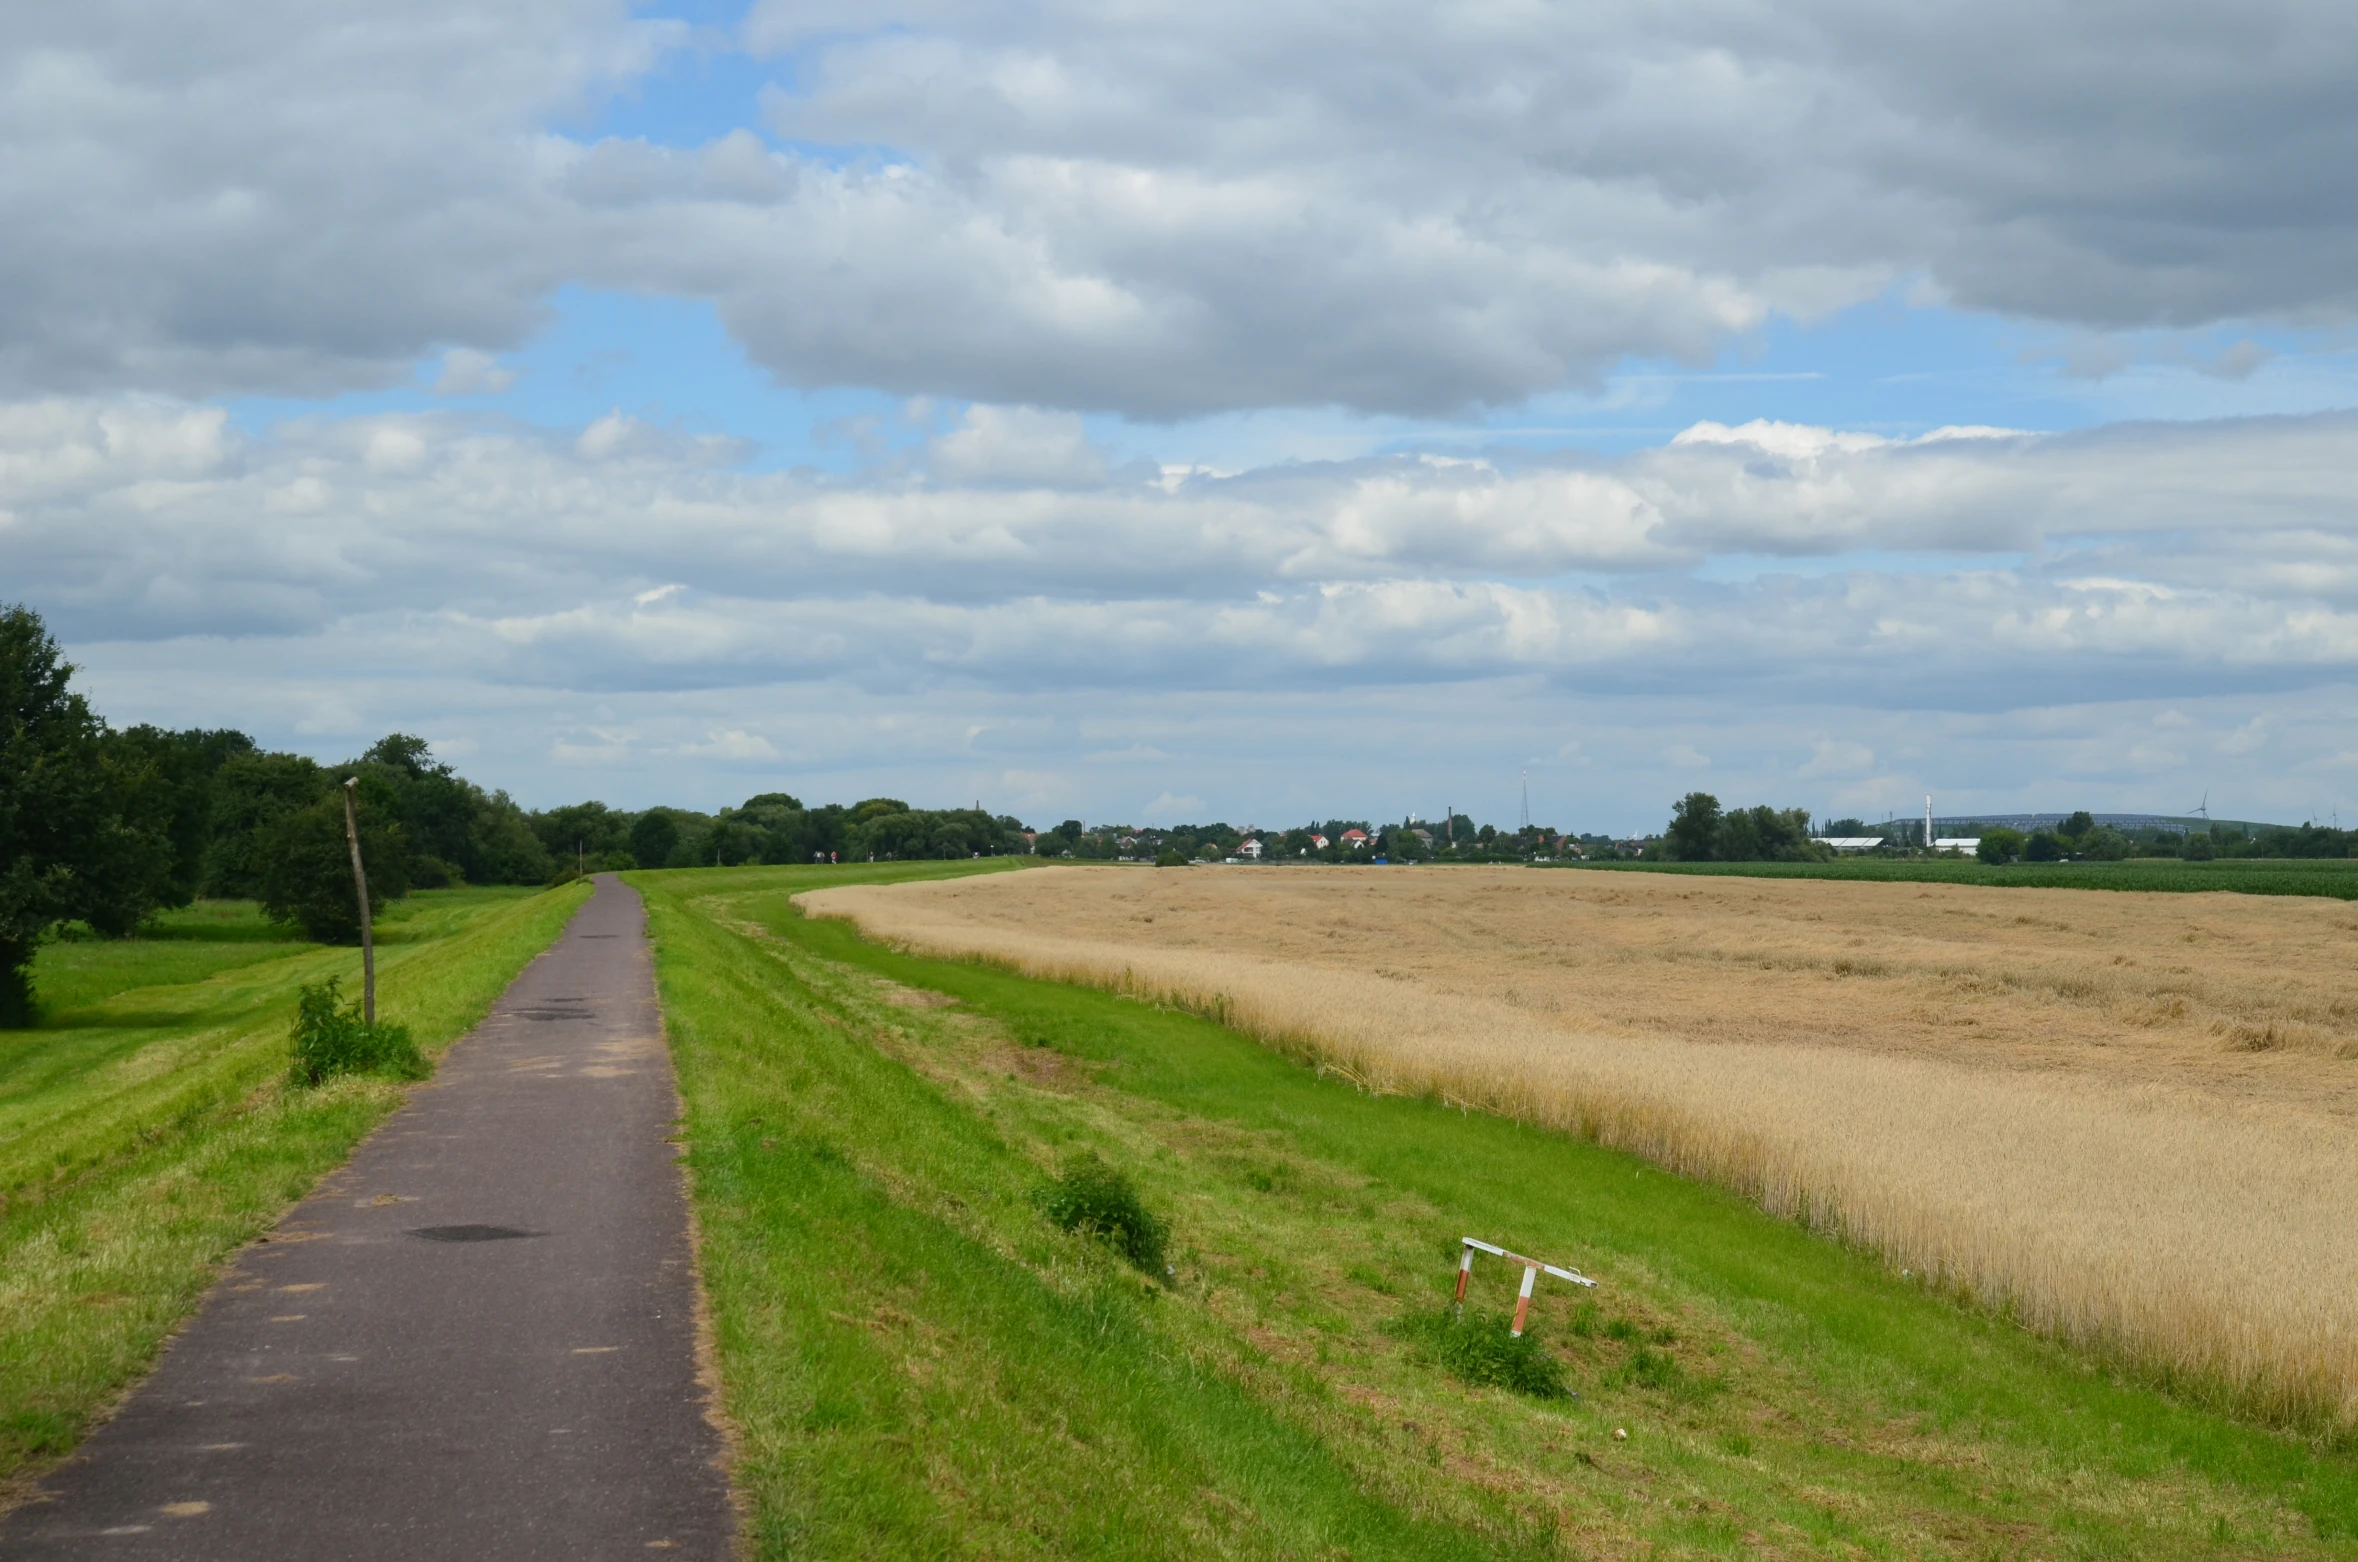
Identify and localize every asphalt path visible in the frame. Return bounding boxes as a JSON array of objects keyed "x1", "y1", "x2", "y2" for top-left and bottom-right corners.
[{"x1": 3, "y1": 875, "x2": 733, "y2": 1559}]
